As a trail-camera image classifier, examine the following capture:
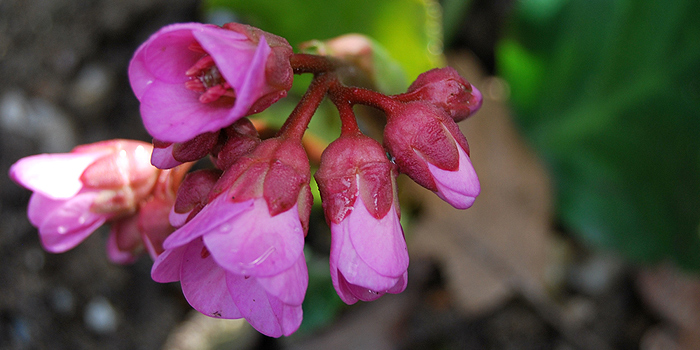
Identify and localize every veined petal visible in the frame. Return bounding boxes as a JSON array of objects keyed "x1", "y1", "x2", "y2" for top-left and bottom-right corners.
[
  {"x1": 28, "y1": 192, "x2": 108, "y2": 253},
  {"x1": 151, "y1": 143, "x2": 182, "y2": 169},
  {"x1": 162, "y1": 196, "x2": 254, "y2": 249},
  {"x1": 427, "y1": 144, "x2": 480, "y2": 209},
  {"x1": 135, "y1": 23, "x2": 208, "y2": 85},
  {"x1": 106, "y1": 225, "x2": 139, "y2": 265},
  {"x1": 139, "y1": 79, "x2": 236, "y2": 143},
  {"x1": 329, "y1": 253, "x2": 358, "y2": 305},
  {"x1": 337, "y1": 270, "x2": 384, "y2": 302},
  {"x1": 151, "y1": 244, "x2": 186, "y2": 283},
  {"x1": 332, "y1": 214, "x2": 405, "y2": 292},
  {"x1": 180, "y1": 238, "x2": 243, "y2": 319},
  {"x1": 10, "y1": 152, "x2": 108, "y2": 199},
  {"x1": 346, "y1": 197, "x2": 408, "y2": 278},
  {"x1": 203, "y1": 199, "x2": 304, "y2": 277},
  {"x1": 256, "y1": 253, "x2": 308, "y2": 306},
  {"x1": 226, "y1": 272, "x2": 303, "y2": 337},
  {"x1": 106, "y1": 215, "x2": 141, "y2": 264},
  {"x1": 169, "y1": 206, "x2": 191, "y2": 228}
]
